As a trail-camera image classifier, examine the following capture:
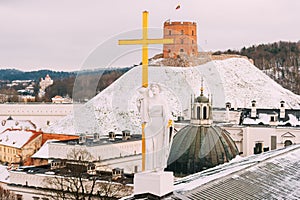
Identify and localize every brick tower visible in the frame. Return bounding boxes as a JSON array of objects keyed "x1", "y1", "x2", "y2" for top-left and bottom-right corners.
[{"x1": 163, "y1": 21, "x2": 198, "y2": 58}]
